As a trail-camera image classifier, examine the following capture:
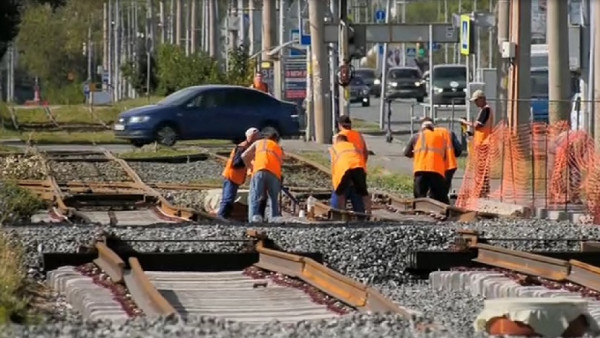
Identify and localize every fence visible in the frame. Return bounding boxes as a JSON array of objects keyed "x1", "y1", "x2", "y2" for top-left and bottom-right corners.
[{"x1": 455, "y1": 98, "x2": 600, "y2": 222}]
